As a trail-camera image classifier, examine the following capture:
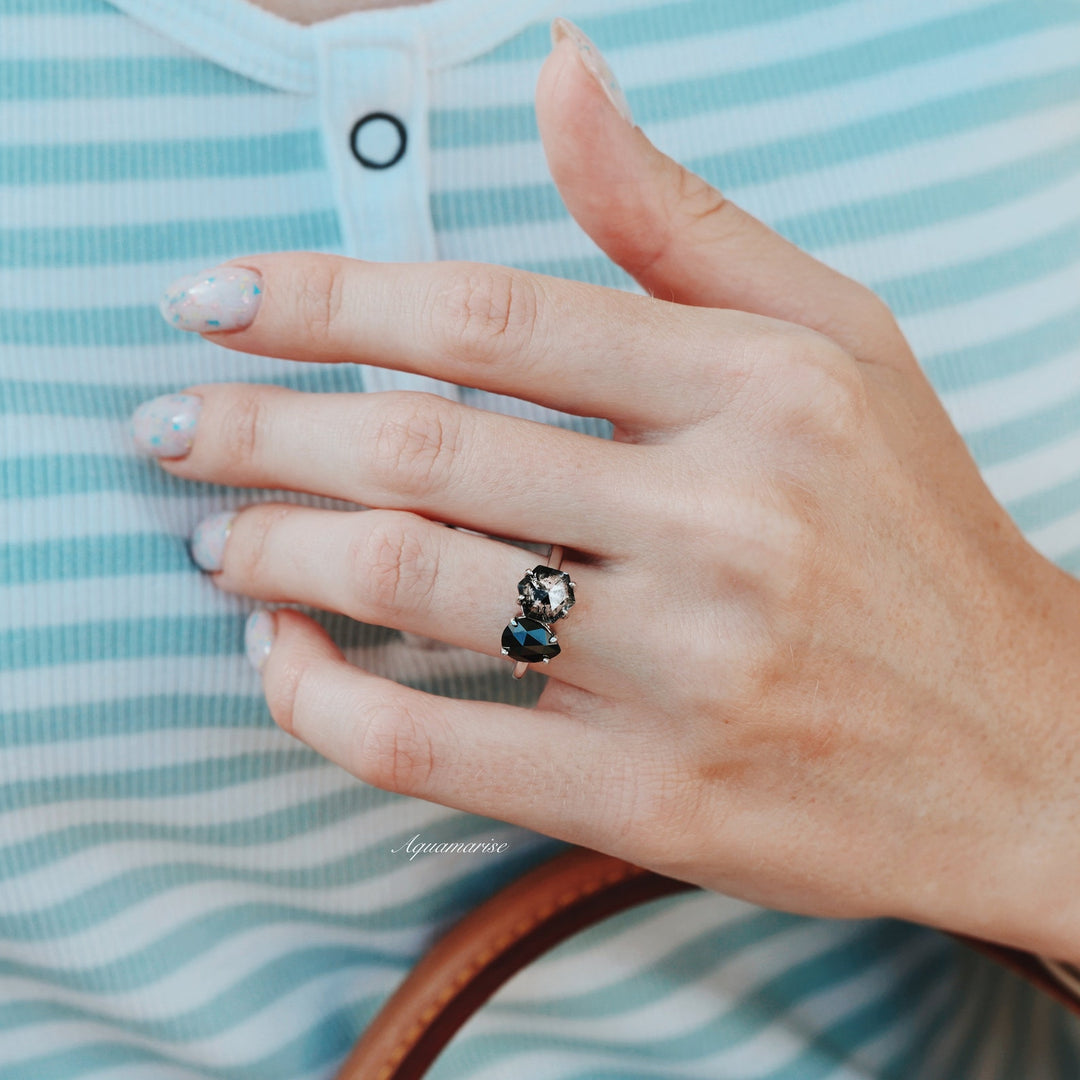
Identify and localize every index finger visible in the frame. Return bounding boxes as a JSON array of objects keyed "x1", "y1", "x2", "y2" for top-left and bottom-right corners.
[{"x1": 157, "y1": 253, "x2": 797, "y2": 434}]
